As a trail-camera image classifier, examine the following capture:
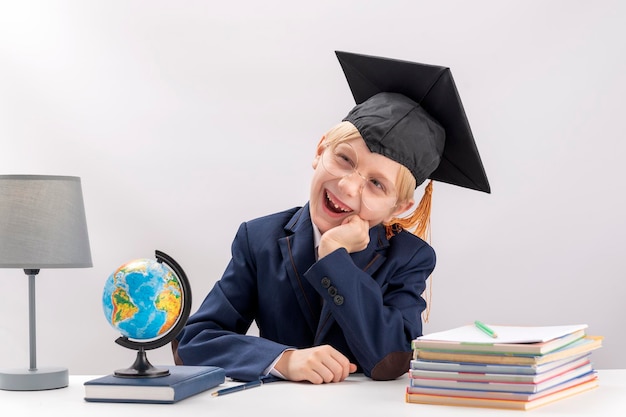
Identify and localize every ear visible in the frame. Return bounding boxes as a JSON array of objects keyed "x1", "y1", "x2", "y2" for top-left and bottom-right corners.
[
  {"x1": 386, "y1": 199, "x2": 415, "y2": 221},
  {"x1": 312, "y1": 135, "x2": 326, "y2": 170}
]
